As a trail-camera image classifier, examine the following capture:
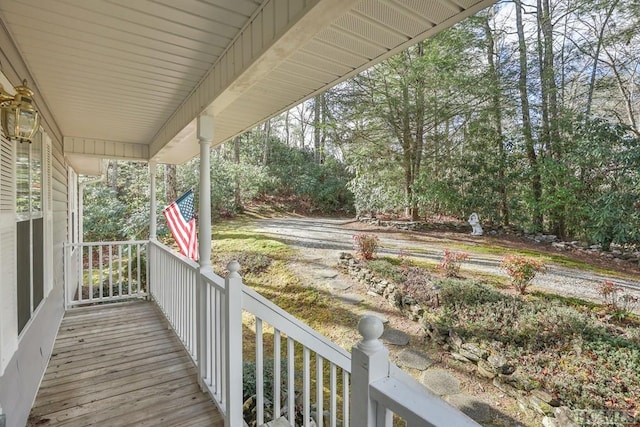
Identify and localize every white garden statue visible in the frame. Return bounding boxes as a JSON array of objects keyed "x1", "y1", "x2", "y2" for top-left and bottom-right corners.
[{"x1": 468, "y1": 212, "x2": 483, "y2": 236}]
